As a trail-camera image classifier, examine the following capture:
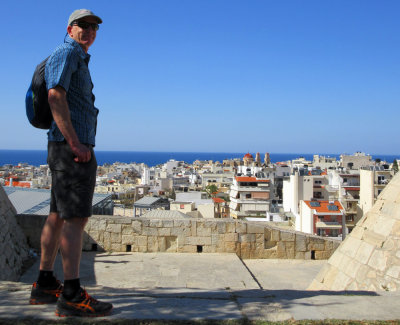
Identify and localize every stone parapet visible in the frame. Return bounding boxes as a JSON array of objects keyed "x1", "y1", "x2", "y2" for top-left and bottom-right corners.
[
  {"x1": 17, "y1": 214, "x2": 339, "y2": 259},
  {"x1": 0, "y1": 186, "x2": 30, "y2": 281},
  {"x1": 42, "y1": 215, "x2": 340, "y2": 259}
]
